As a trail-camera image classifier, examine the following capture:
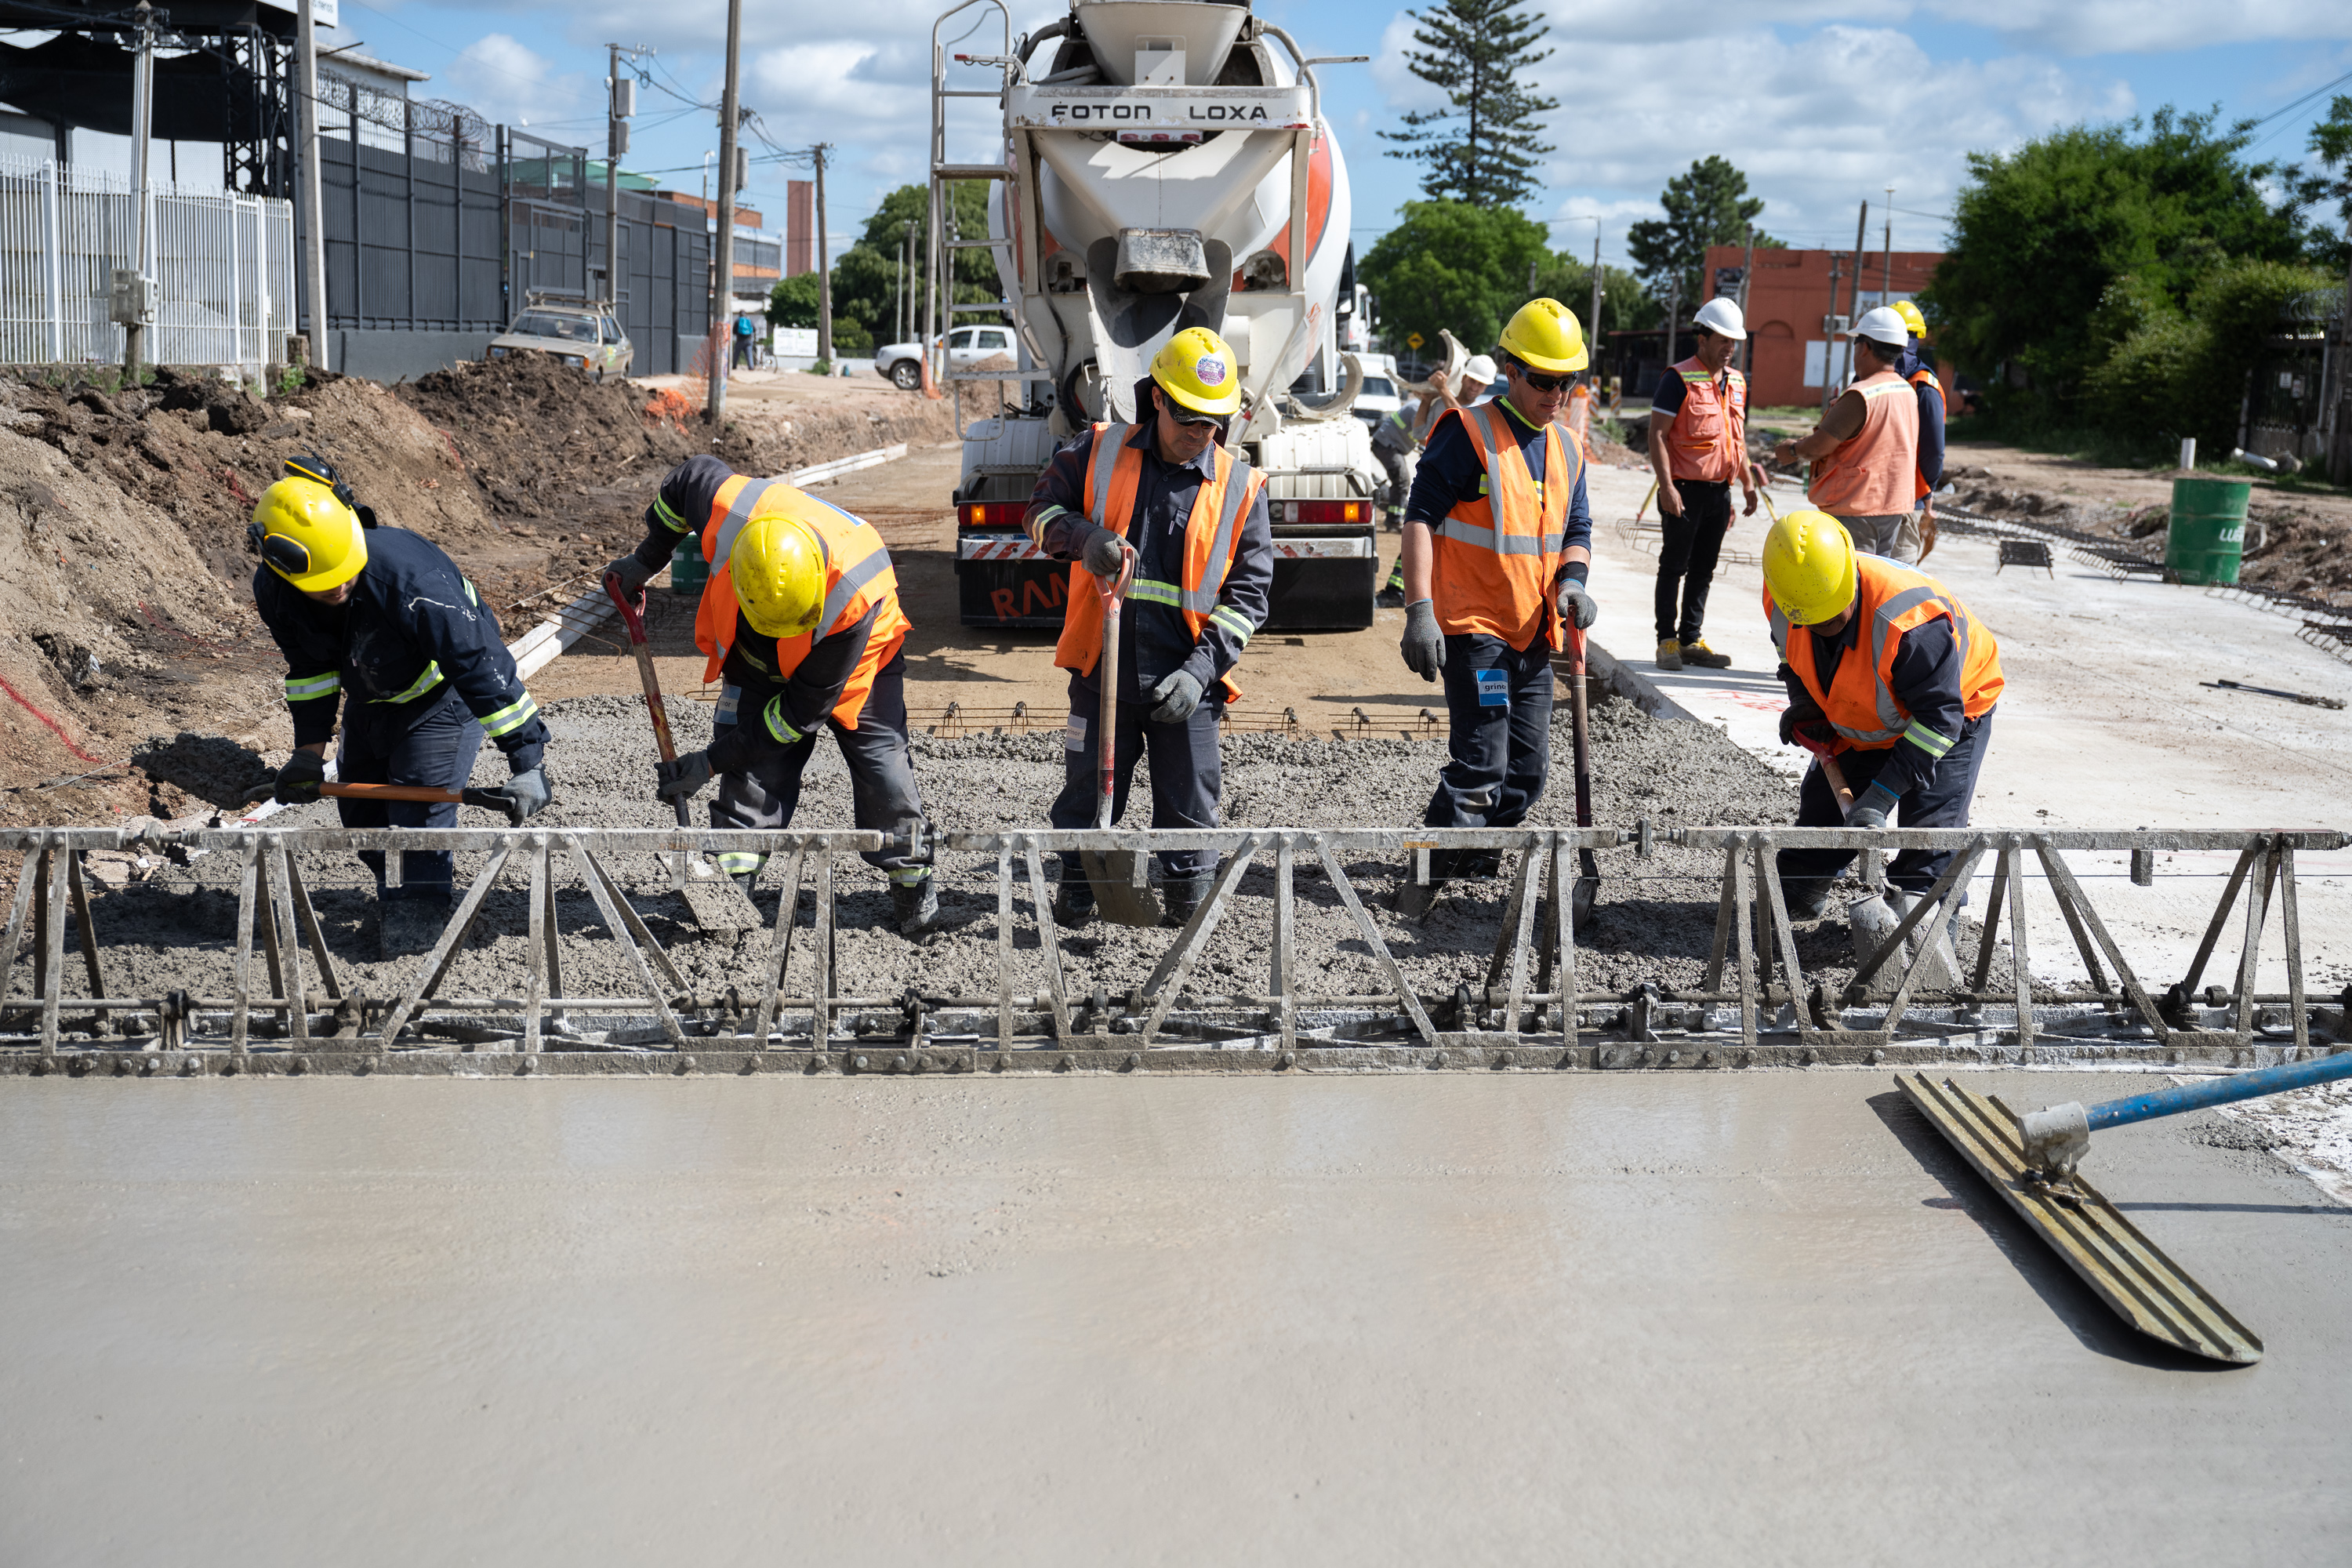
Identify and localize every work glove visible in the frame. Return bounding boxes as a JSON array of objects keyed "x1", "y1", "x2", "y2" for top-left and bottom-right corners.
[
  {"x1": 1846, "y1": 780, "x2": 1899, "y2": 830},
  {"x1": 1400, "y1": 598, "x2": 1445, "y2": 682},
  {"x1": 604, "y1": 552, "x2": 655, "y2": 604},
  {"x1": 1778, "y1": 699, "x2": 1835, "y2": 755},
  {"x1": 1149, "y1": 669, "x2": 1203, "y2": 725},
  {"x1": 489, "y1": 764, "x2": 552, "y2": 825},
  {"x1": 1555, "y1": 581, "x2": 1599, "y2": 630},
  {"x1": 1081, "y1": 525, "x2": 1131, "y2": 578},
  {"x1": 271, "y1": 748, "x2": 327, "y2": 804},
  {"x1": 655, "y1": 750, "x2": 714, "y2": 803}
]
